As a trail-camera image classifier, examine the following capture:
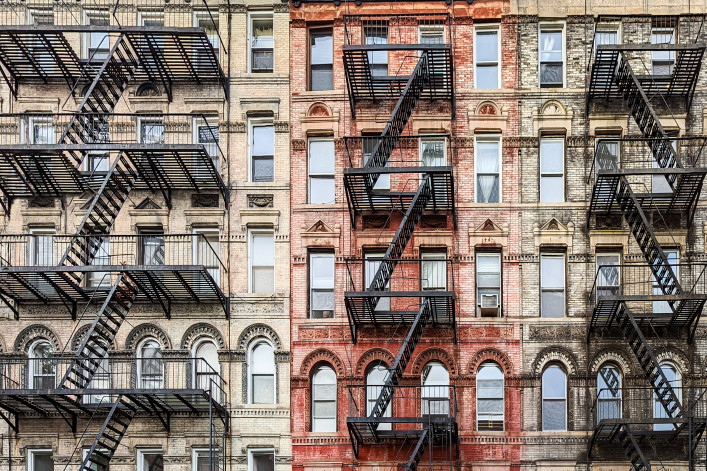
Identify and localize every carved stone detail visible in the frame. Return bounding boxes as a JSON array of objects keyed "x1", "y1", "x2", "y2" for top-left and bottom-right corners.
[
  {"x1": 468, "y1": 348, "x2": 513, "y2": 375},
  {"x1": 236, "y1": 323, "x2": 283, "y2": 351},
  {"x1": 14, "y1": 324, "x2": 61, "y2": 352},
  {"x1": 355, "y1": 348, "x2": 396, "y2": 376},
  {"x1": 248, "y1": 194, "x2": 274, "y2": 208},
  {"x1": 292, "y1": 139, "x2": 307, "y2": 151},
  {"x1": 191, "y1": 193, "x2": 219, "y2": 208},
  {"x1": 589, "y1": 349, "x2": 633, "y2": 376},
  {"x1": 528, "y1": 325, "x2": 584, "y2": 341},
  {"x1": 124, "y1": 323, "x2": 172, "y2": 350},
  {"x1": 410, "y1": 348, "x2": 457, "y2": 376},
  {"x1": 71, "y1": 324, "x2": 94, "y2": 351},
  {"x1": 531, "y1": 346, "x2": 579, "y2": 375},
  {"x1": 180, "y1": 323, "x2": 226, "y2": 349},
  {"x1": 298, "y1": 348, "x2": 346, "y2": 376}
]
